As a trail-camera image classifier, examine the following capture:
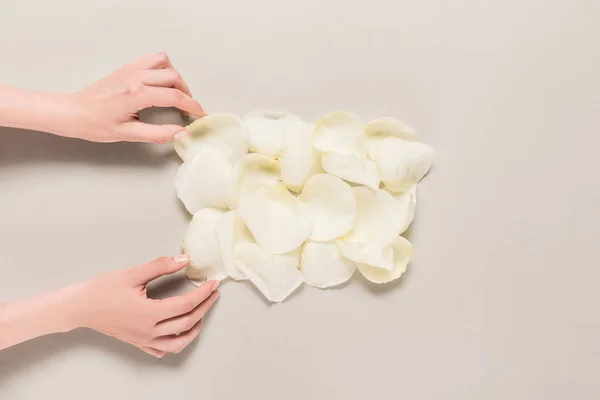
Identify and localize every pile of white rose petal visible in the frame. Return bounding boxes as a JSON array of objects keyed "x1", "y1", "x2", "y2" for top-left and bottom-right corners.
[{"x1": 173, "y1": 110, "x2": 433, "y2": 303}]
